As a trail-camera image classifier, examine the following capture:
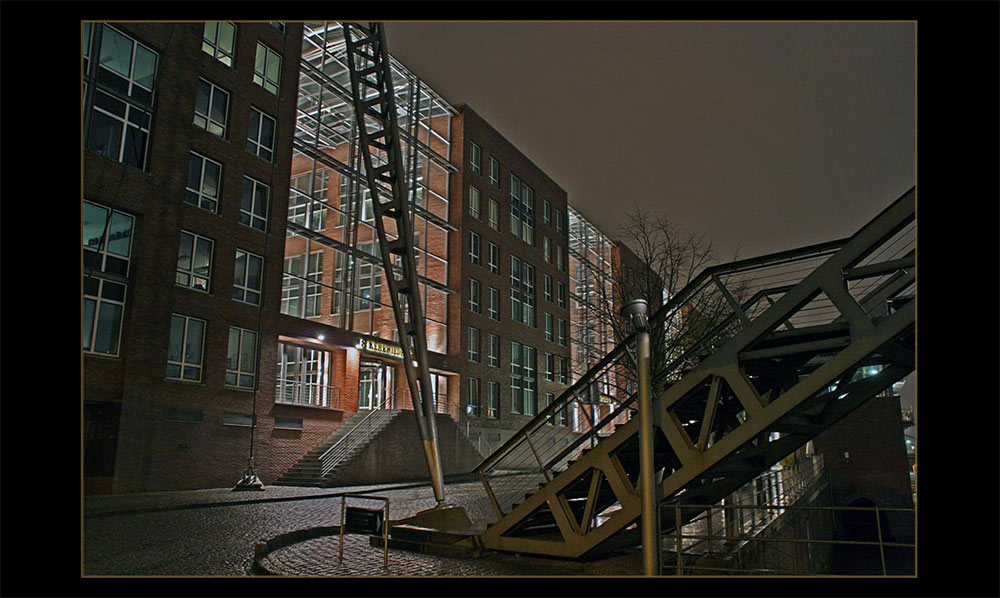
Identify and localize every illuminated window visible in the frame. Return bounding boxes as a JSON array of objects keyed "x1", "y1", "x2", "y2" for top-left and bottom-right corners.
[
  {"x1": 176, "y1": 231, "x2": 213, "y2": 292},
  {"x1": 226, "y1": 327, "x2": 258, "y2": 388}
]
